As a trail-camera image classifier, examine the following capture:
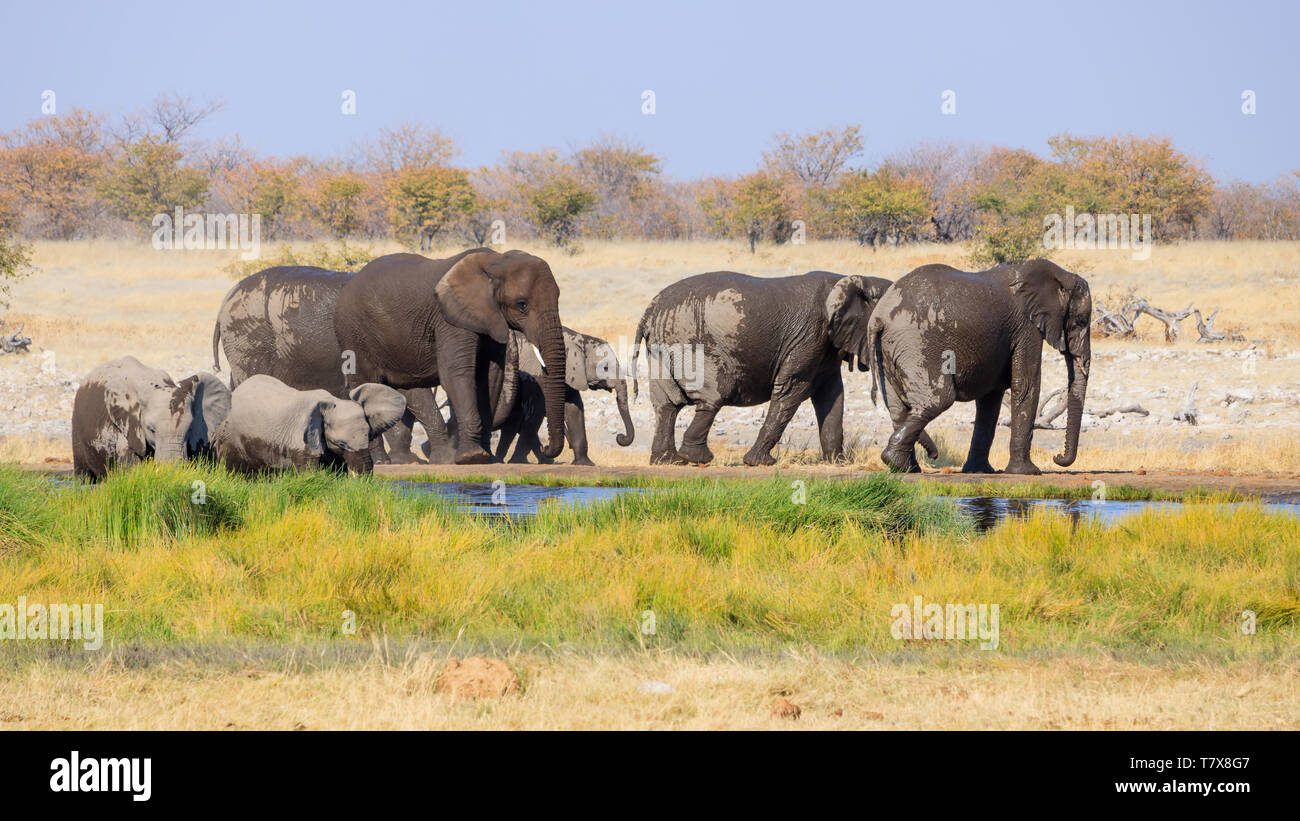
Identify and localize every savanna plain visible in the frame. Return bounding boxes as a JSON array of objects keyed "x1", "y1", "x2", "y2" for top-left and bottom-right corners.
[{"x1": 1, "y1": 239, "x2": 1298, "y2": 729}]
